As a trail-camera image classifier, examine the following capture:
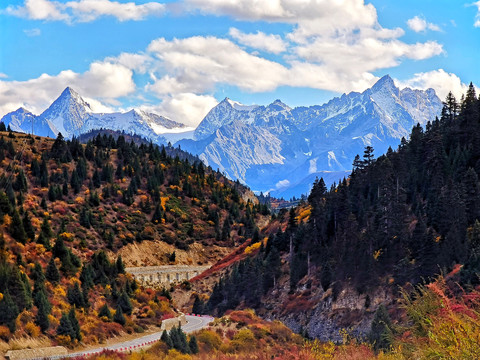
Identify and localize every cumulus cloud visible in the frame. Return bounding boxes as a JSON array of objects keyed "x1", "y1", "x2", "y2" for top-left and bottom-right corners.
[
  {"x1": 407, "y1": 15, "x2": 441, "y2": 32},
  {"x1": 151, "y1": 93, "x2": 218, "y2": 127},
  {"x1": 228, "y1": 28, "x2": 287, "y2": 54},
  {"x1": 180, "y1": 0, "x2": 443, "y2": 94},
  {"x1": 397, "y1": 69, "x2": 472, "y2": 100},
  {"x1": 5, "y1": 0, "x2": 165, "y2": 23},
  {"x1": 0, "y1": 61, "x2": 134, "y2": 117},
  {"x1": 147, "y1": 36, "x2": 288, "y2": 93}
]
